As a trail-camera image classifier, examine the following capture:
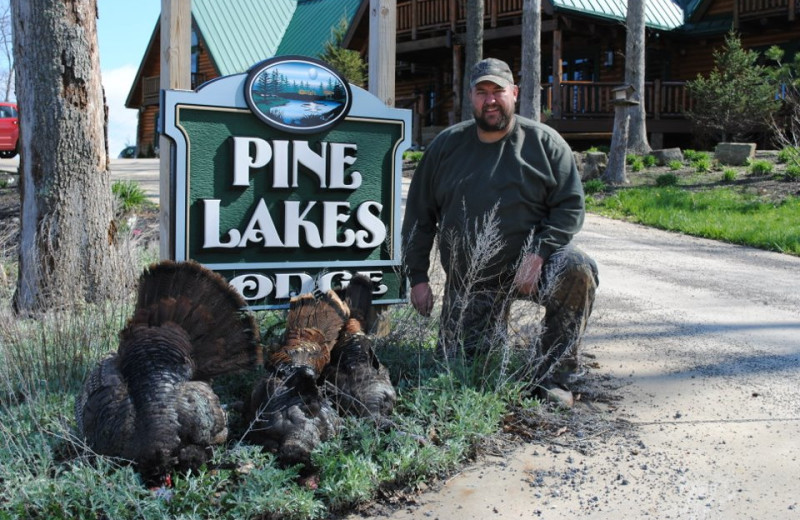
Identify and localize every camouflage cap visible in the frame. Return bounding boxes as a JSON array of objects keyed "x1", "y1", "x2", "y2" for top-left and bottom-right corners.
[{"x1": 470, "y1": 58, "x2": 514, "y2": 88}]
